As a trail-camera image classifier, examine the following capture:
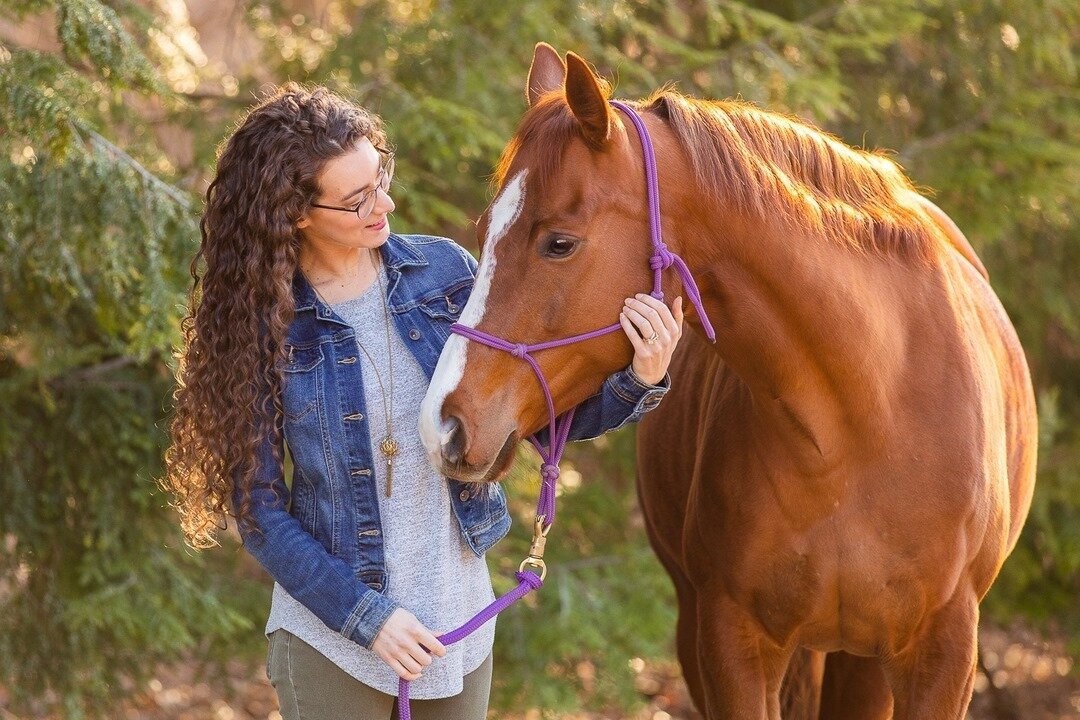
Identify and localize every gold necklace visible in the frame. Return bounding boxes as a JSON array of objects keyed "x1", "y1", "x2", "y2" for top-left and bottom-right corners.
[{"x1": 303, "y1": 250, "x2": 399, "y2": 497}]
